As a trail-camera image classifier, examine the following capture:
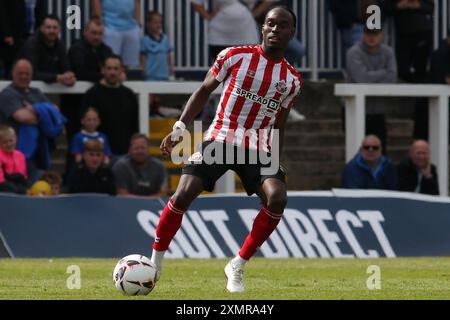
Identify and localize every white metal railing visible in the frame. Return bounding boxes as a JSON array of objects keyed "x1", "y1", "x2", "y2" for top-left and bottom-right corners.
[
  {"x1": 44, "y1": 0, "x2": 450, "y2": 79},
  {"x1": 0, "y1": 80, "x2": 222, "y2": 135},
  {"x1": 0, "y1": 80, "x2": 234, "y2": 192},
  {"x1": 335, "y1": 84, "x2": 450, "y2": 197}
]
